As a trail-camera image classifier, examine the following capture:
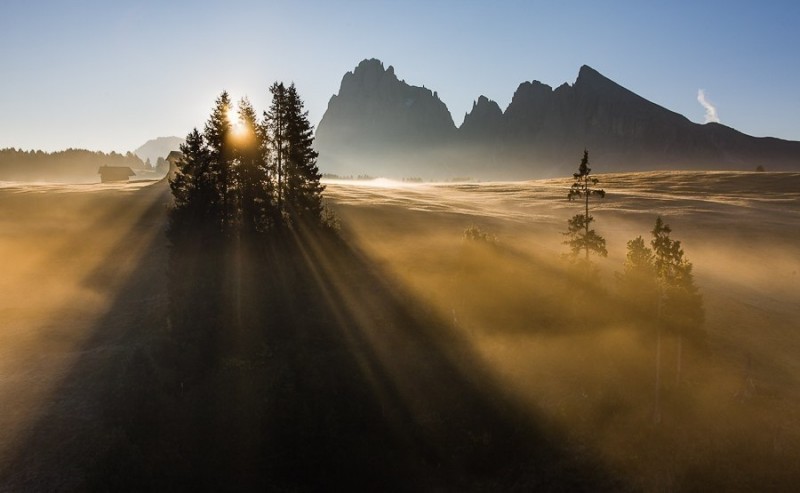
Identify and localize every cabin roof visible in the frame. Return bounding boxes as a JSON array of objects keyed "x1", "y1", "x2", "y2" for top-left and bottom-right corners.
[{"x1": 97, "y1": 165, "x2": 135, "y2": 176}]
